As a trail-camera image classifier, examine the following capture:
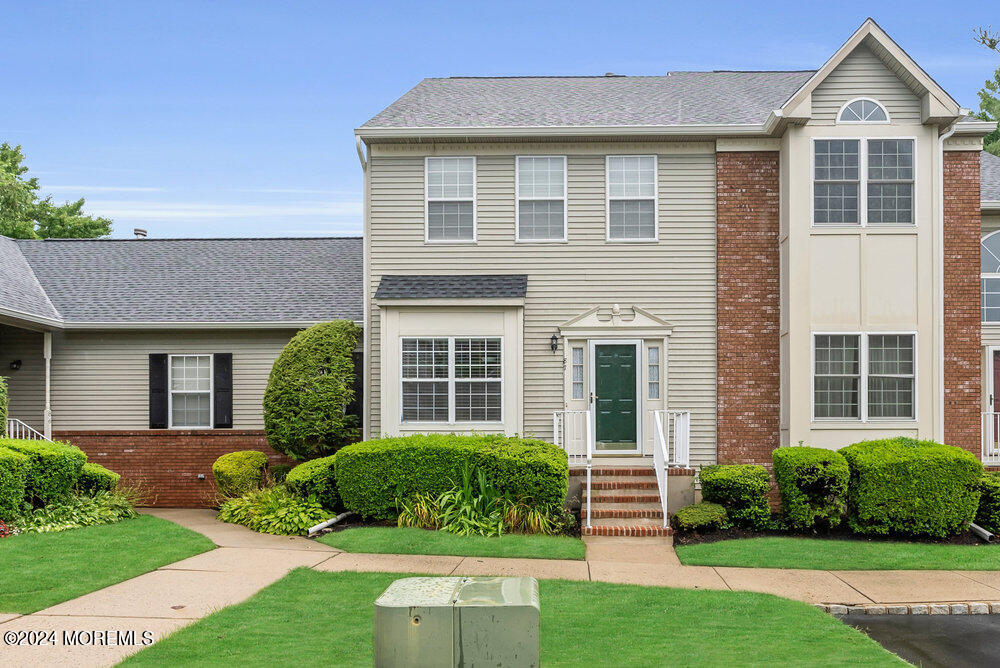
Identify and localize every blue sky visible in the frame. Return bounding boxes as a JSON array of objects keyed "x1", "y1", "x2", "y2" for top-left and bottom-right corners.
[{"x1": 4, "y1": 1, "x2": 998, "y2": 238}]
